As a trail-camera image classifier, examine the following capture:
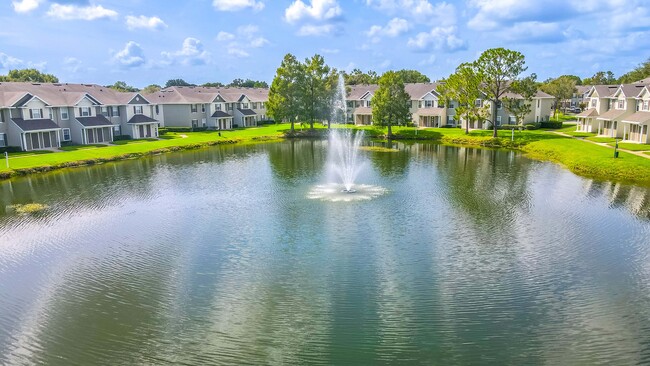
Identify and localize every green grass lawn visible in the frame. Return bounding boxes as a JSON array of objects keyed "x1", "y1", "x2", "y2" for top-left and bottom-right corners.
[
  {"x1": 586, "y1": 136, "x2": 617, "y2": 143},
  {"x1": 551, "y1": 111, "x2": 578, "y2": 122},
  {"x1": 608, "y1": 142, "x2": 650, "y2": 151}
]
